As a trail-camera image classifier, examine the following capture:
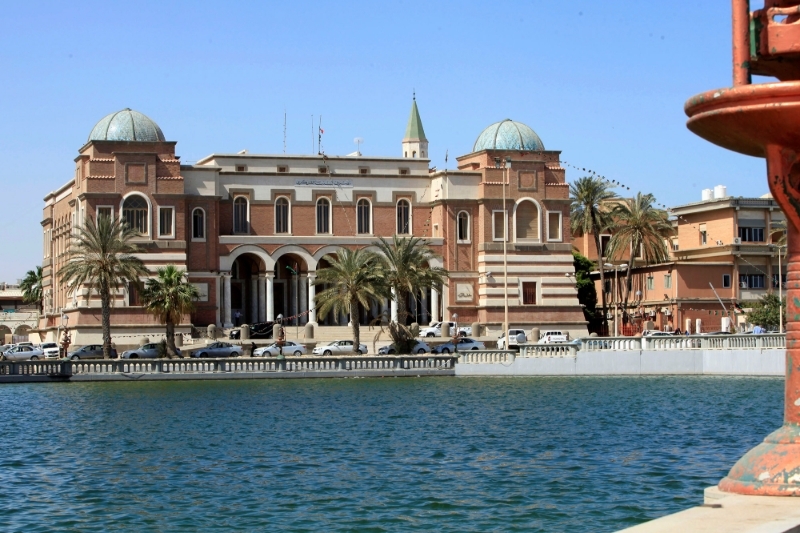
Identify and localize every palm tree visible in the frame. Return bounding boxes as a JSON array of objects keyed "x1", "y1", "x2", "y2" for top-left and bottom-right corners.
[
  {"x1": 141, "y1": 265, "x2": 200, "y2": 358},
  {"x1": 58, "y1": 216, "x2": 148, "y2": 358},
  {"x1": 20, "y1": 266, "x2": 43, "y2": 312},
  {"x1": 313, "y1": 247, "x2": 384, "y2": 352},
  {"x1": 570, "y1": 176, "x2": 617, "y2": 328},
  {"x1": 374, "y1": 235, "x2": 449, "y2": 324},
  {"x1": 605, "y1": 192, "x2": 673, "y2": 315}
]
